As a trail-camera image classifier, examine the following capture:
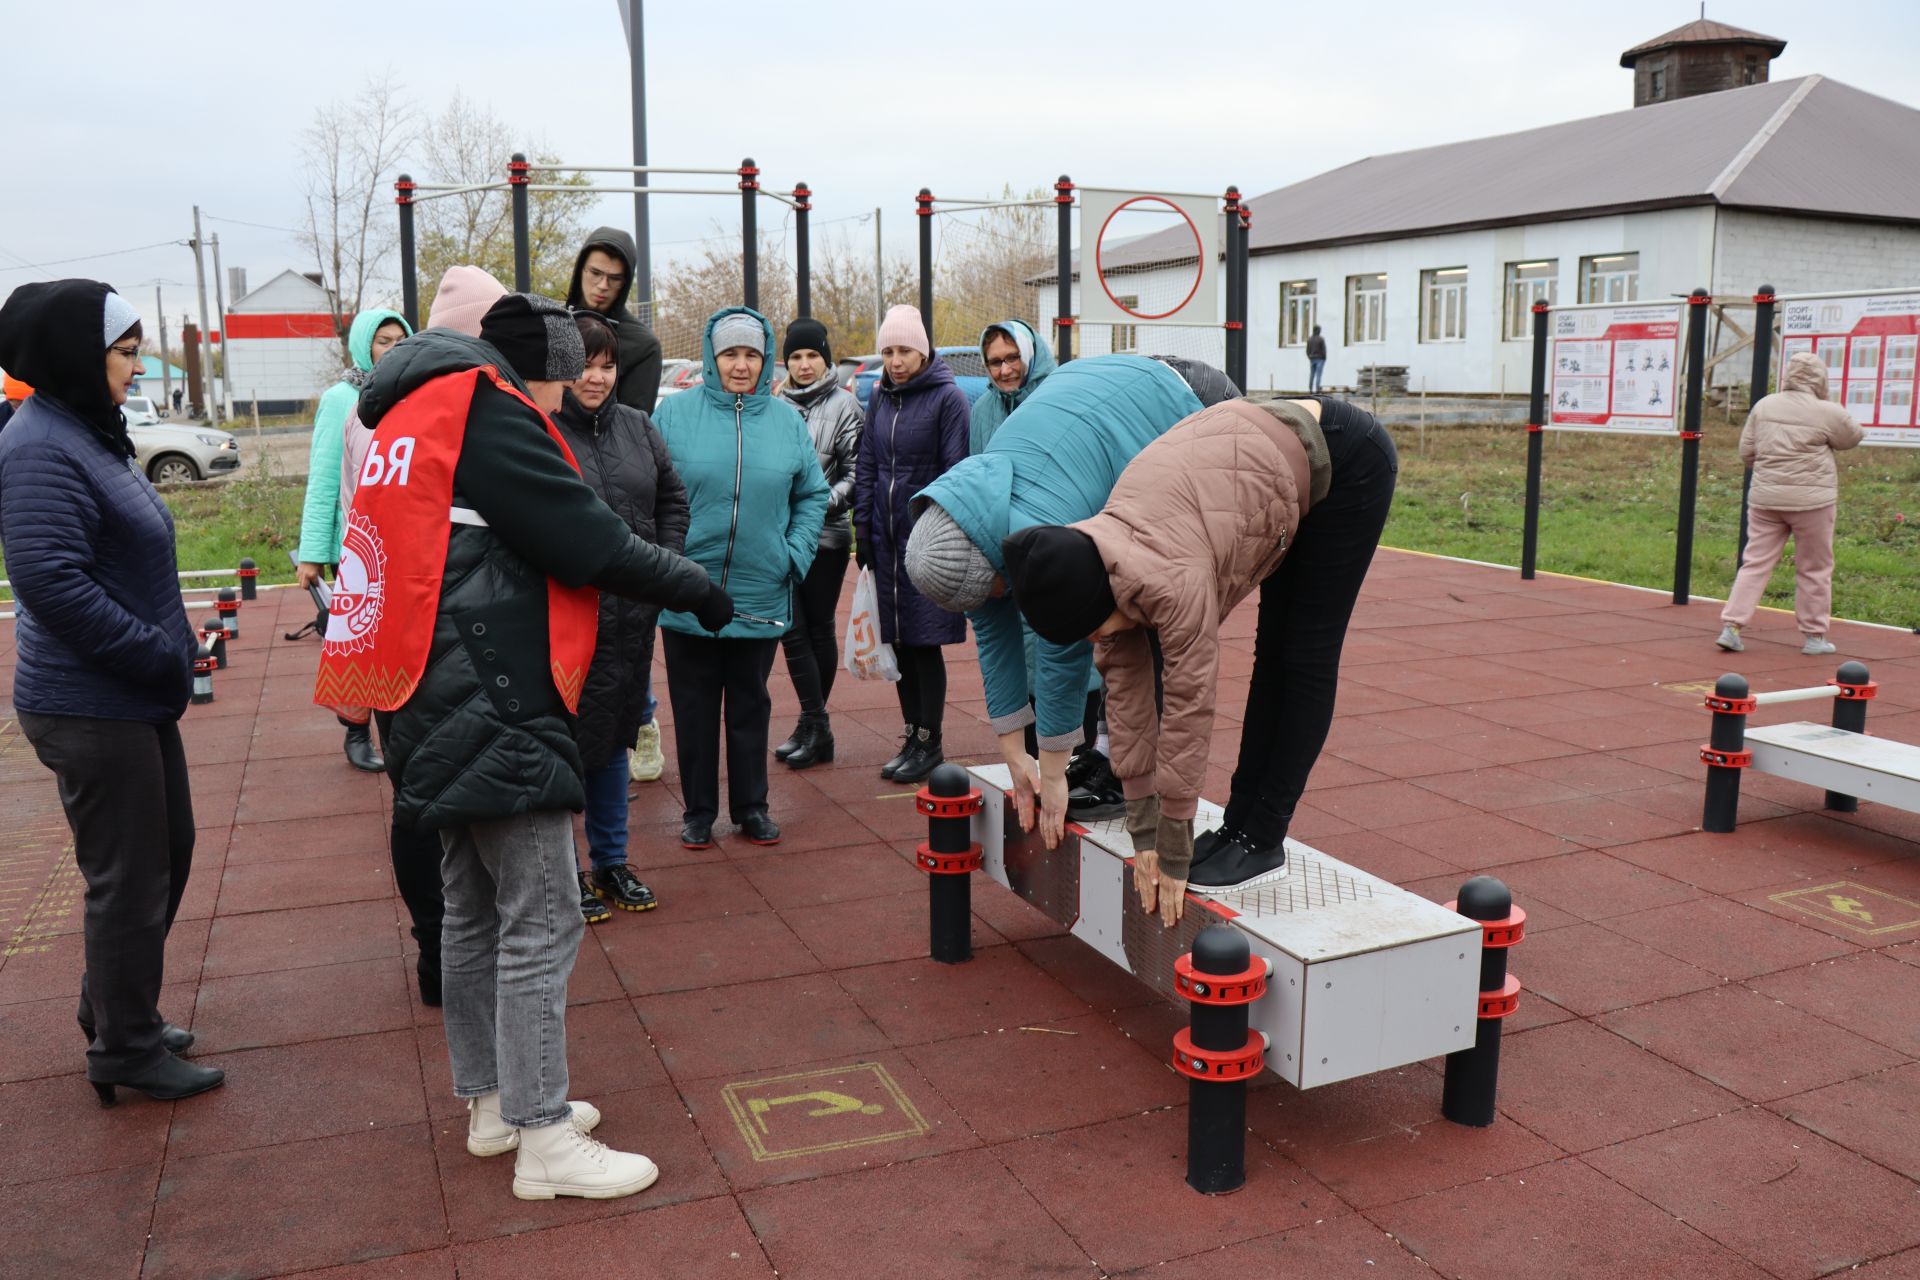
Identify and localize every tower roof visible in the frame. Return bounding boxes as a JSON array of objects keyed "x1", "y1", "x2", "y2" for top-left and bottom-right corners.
[{"x1": 1621, "y1": 18, "x2": 1786, "y2": 68}]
